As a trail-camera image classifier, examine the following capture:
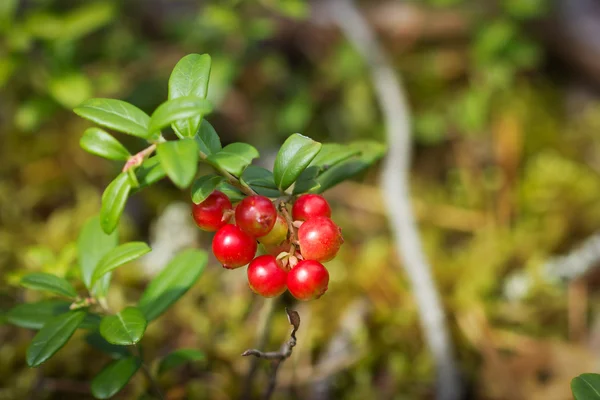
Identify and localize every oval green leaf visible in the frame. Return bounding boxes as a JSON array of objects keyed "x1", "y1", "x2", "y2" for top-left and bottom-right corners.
[
  {"x1": 206, "y1": 142, "x2": 259, "y2": 177},
  {"x1": 6, "y1": 300, "x2": 71, "y2": 330},
  {"x1": 241, "y1": 166, "x2": 280, "y2": 197},
  {"x1": 195, "y1": 119, "x2": 221, "y2": 156},
  {"x1": 78, "y1": 216, "x2": 118, "y2": 292},
  {"x1": 20, "y1": 272, "x2": 77, "y2": 299},
  {"x1": 73, "y1": 98, "x2": 151, "y2": 139},
  {"x1": 191, "y1": 174, "x2": 224, "y2": 204},
  {"x1": 169, "y1": 53, "x2": 211, "y2": 100},
  {"x1": 91, "y1": 242, "x2": 151, "y2": 286},
  {"x1": 100, "y1": 173, "x2": 131, "y2": 234},
  {"x1": 80, "y1": 127, "x2": 130, "y2": 161},
  {"x1": 91, "y1": 357, "x2": 141, "y2": 399},
  {"x1": 149, "y1": 96, "x2": 212, "y2": 136},
  {"x1": 26, "y1": 311, "x2": 86, "y2": 367},
  {"x1": 572, "y1": 373, "x2": 600, "y2": 400},
  {"x1": 99, "y1": 307, "x2": 147, "y2": 346},
  {"x1": 156, "y1": 139, "x2": 199, "y2": 189},
  {"x1": 216, "y1": 182, "x2": 246, "y2": 203},
  {"x1": 138, "y1": 249, "x2": 207, "y2": 321},
  {"x1": 134, "y1": 156, "x2": 166, "y2": 189},
  {"x1": 158, "y1": 349, "x2": 205, "y2": 375},
  {"x1": 273, "y1": 133, "x2": 322, "y2": 191}
]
